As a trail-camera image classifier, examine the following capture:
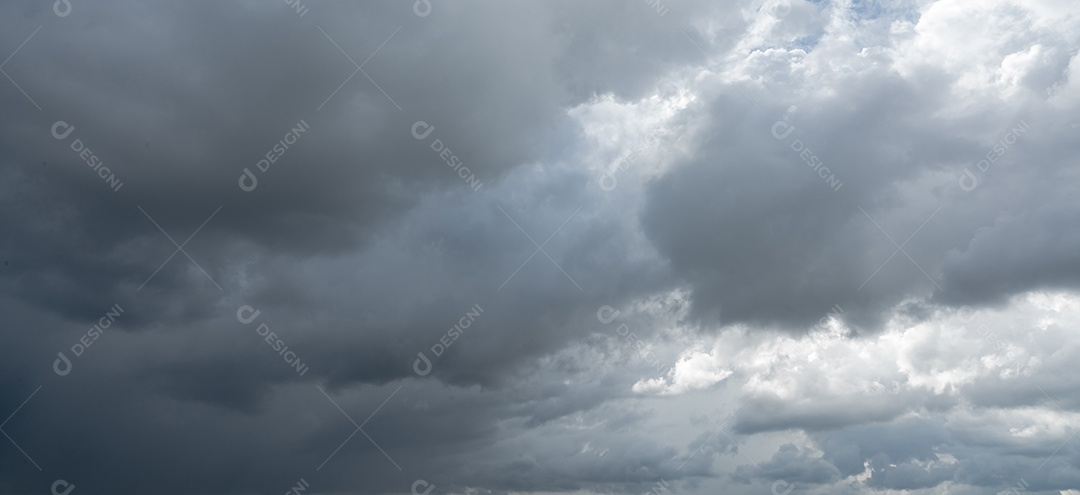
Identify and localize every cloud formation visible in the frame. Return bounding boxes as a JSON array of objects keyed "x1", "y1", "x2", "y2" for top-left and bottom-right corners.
[{"x1": 1, "y1": 1, "x2": 1079, "y2": 494}]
